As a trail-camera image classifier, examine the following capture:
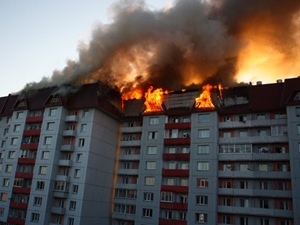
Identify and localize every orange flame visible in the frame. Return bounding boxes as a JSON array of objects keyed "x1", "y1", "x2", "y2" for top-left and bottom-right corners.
[
  {"x1": 195, "y1": 84, "x2": 215, "y2": 108},
  {"x1": 122, "y1": 89, "x2": 143, "y2": 100},
  {"x1": 144, "y1": 86, "x2": 168, "y2": 113}
]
